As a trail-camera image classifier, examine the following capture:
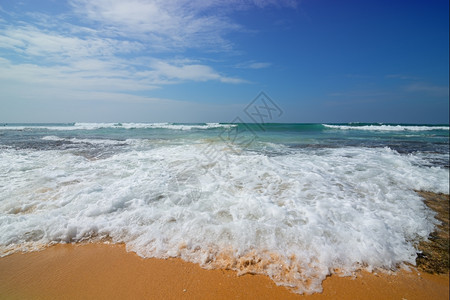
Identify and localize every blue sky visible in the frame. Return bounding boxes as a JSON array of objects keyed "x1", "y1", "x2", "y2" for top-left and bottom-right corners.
[{"x1": 0, "y1": 0, "x2": 448, "y2": 123}]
